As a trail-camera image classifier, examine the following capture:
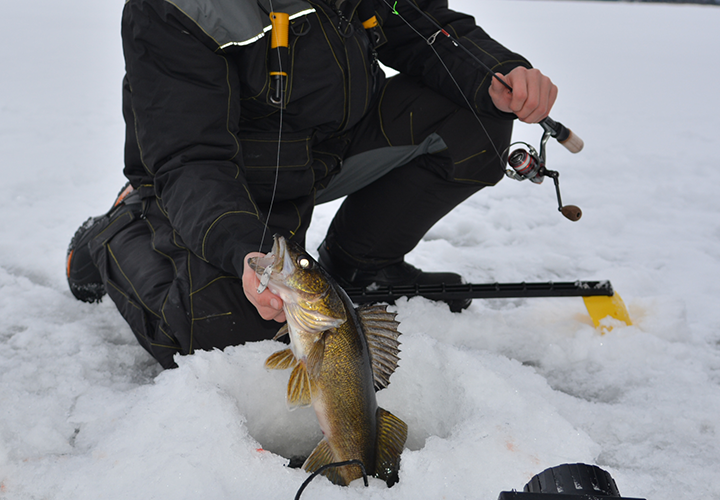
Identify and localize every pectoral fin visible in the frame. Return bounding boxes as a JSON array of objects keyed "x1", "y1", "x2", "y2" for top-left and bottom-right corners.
[
  {"x1": 375, "y1": 407, "x2": 408, "y2": 487},
  {"x1": 272, "y1": 323, "x2": 289, "y2": 341},
  {"x1": 264, "y1": 348, "x2": 297, "y2": 370},
  {"x1": 286, "y1": 302, "x2": 346, "y2": 333}
]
